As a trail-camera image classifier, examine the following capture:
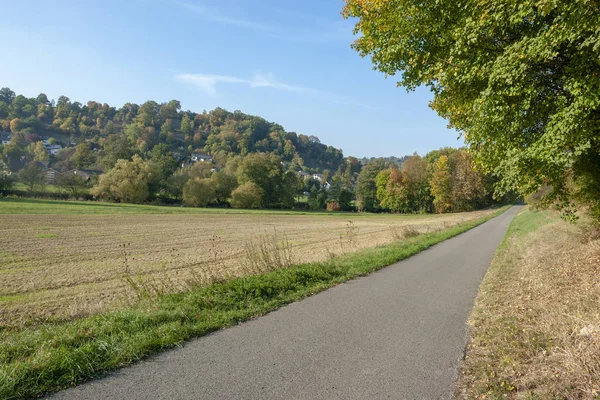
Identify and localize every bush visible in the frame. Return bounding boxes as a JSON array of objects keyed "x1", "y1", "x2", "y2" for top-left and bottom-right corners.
[
  {"x1": 183, "y1": 178, "x2": 216, "y2": 207},
  {"x1": 231, "y1": 182, "x2": 263, "y2": 209},
  {"x1": 0, "y1": 189, "x2": 93, "y2": 201},
  {"x1": 0, "y1": 173, "x2": 15, "y2": 191},
  {"x1": 326, "y1": 201, "x2": 341, "y2": 212},
  {"x1": 293, "y1": 202, "x2": 310, "y2": 211},
  {"x1": 91, "y1": 156, "x2": 152, "y2": 203}
]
